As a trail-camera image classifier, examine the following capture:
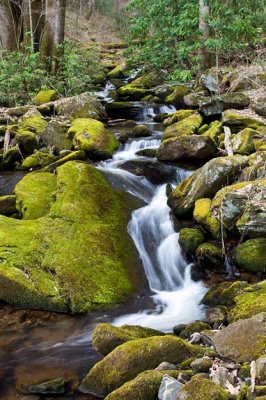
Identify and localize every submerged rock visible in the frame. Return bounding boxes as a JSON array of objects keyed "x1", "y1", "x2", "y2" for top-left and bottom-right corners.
[
  {"x1": 80, "y1": 335, "x2": 204, "y2": 397},
  {"x1": 92, "y1": 323, "x2": 164, "y2": 356},
  {"x1": 0, "y1": 161, "x2": 138, "y2": 313}
]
